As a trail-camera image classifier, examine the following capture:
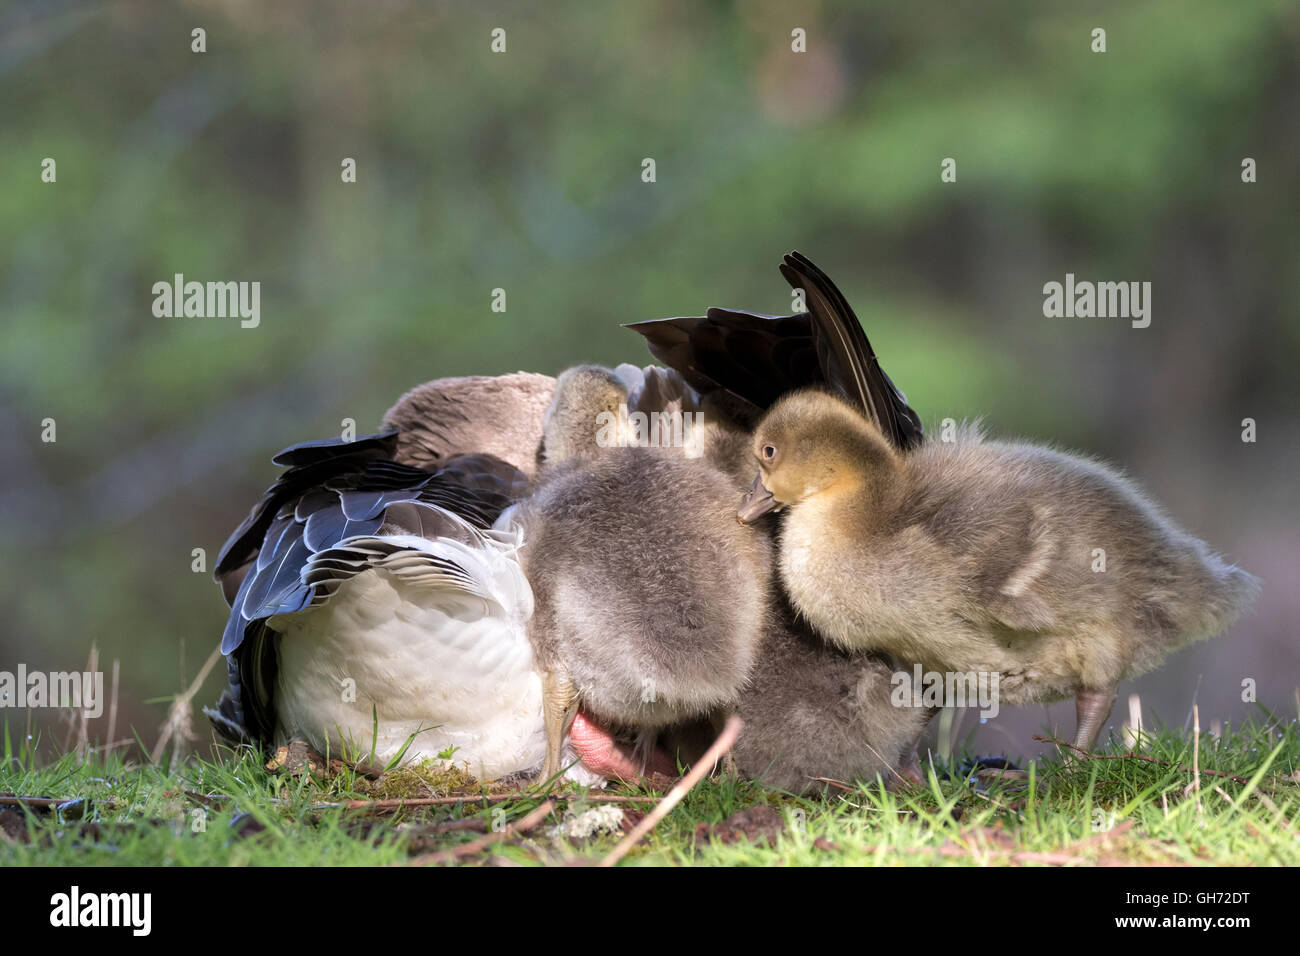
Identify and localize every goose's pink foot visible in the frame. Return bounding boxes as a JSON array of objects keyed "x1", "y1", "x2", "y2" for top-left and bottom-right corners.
[{"x1": 569, "y1": 712, "x2": 678, "y2": 784}]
